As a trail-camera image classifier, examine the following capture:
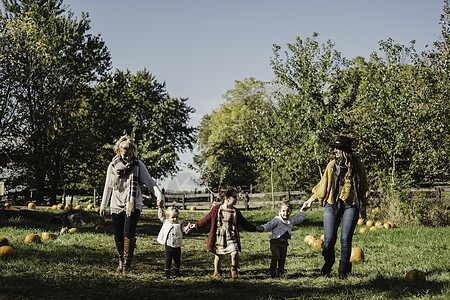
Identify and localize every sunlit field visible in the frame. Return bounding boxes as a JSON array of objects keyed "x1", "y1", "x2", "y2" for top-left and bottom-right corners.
[{"x1": 0, "y1": 206, "x2": 448, "y2": 299}]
